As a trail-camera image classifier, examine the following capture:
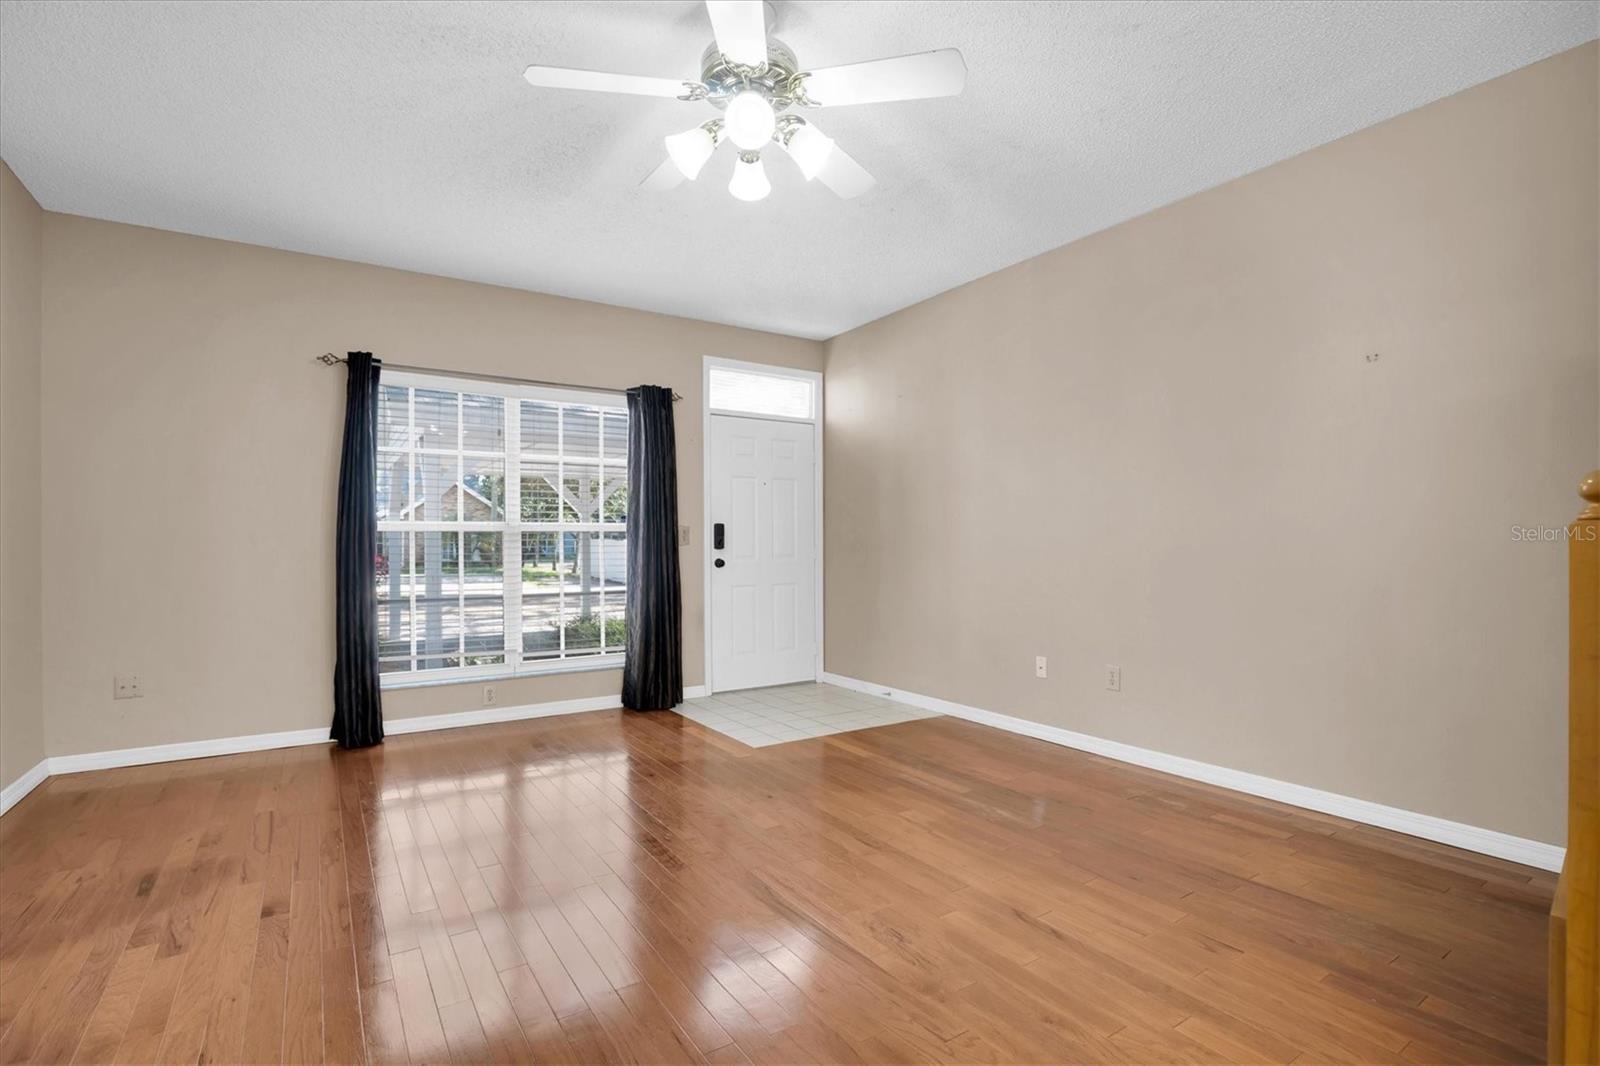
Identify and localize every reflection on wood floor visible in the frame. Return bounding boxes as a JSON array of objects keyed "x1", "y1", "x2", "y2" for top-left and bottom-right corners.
[{"x1": 0, "y1": 705, "x2": 1553, "y2": 1064}]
